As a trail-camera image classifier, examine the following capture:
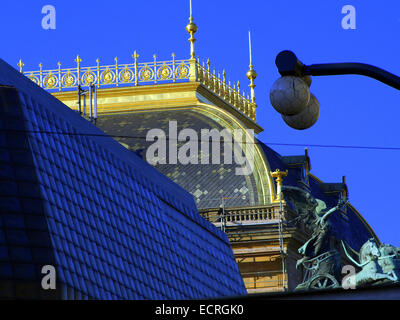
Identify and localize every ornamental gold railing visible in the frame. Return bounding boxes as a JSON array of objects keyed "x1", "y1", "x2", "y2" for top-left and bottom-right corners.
[
  {"x1": 21, "y1": 54, "x2": 191, "y2": 91},
  {"x1": 19, "y1": 54, "x2": 255, "y2": 120},
  {"x1": 196, "y1": 61, "x2": 255, "y2": 119}
]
